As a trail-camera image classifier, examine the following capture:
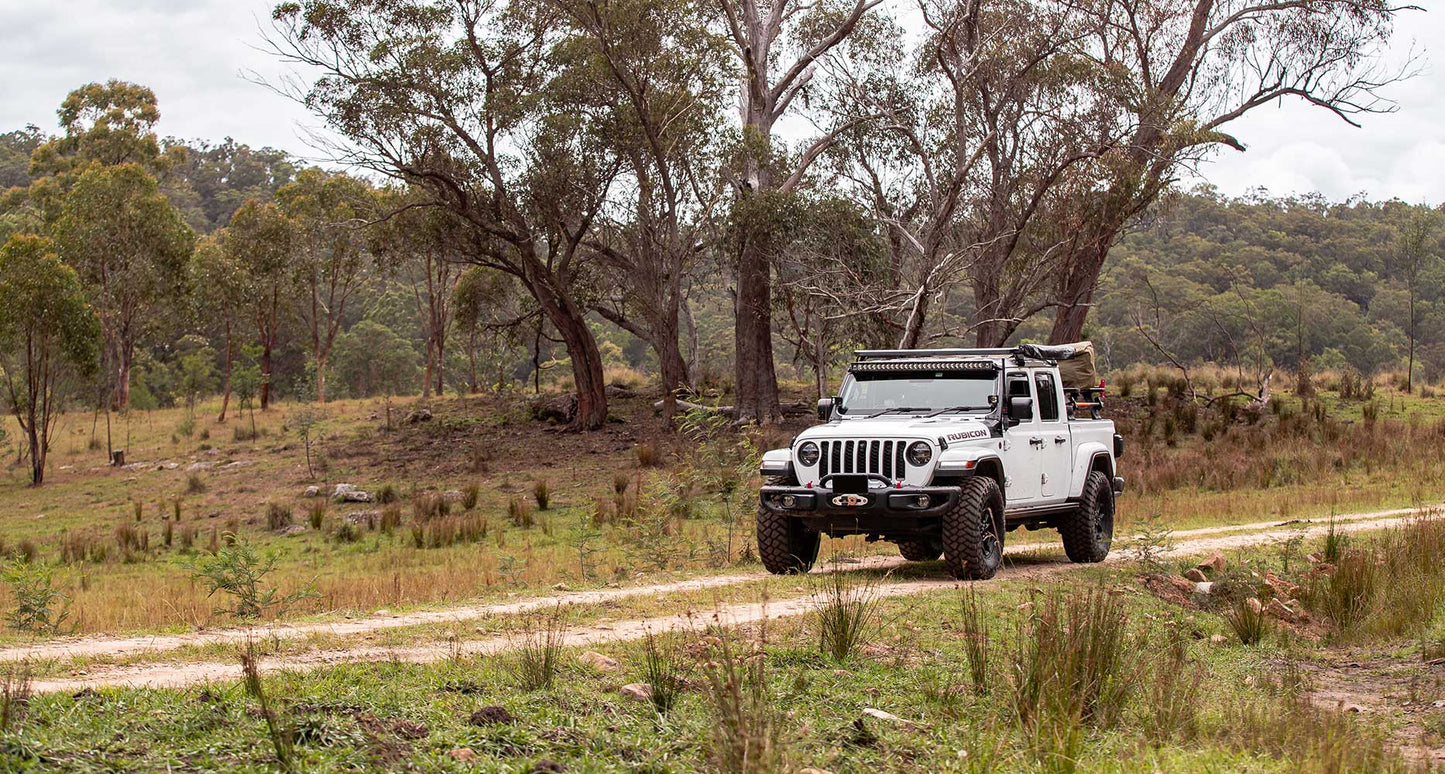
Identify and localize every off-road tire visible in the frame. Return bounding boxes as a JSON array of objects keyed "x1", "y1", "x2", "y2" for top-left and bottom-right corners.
[
  {"x1": 897, "y1": 540, "x2": 943, "y2": 562},
  {"x1": 757, "y1": 477, "x2": 820, "y2": 575},
  {"x1": 1062, "y1": 470, "x2": 1114, "y2": 563},
  {"x1": 941, "y1": 477, "x2": 1005, "y2": 580}
]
